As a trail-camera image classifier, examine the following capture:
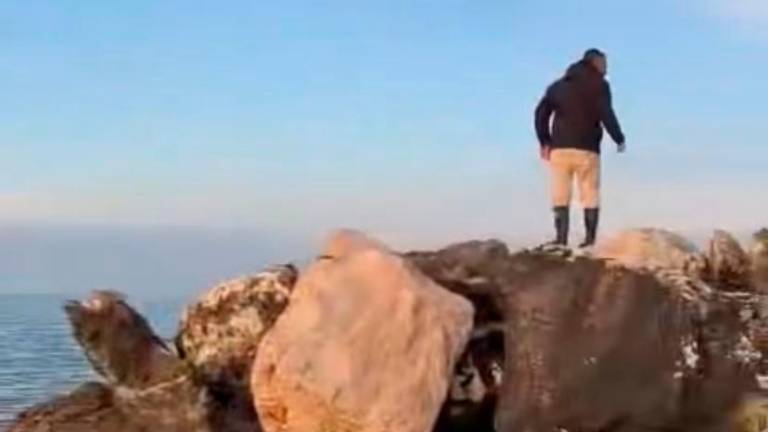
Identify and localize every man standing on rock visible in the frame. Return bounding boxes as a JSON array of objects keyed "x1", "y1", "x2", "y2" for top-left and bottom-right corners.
[{"x1": 535, "y1": 48, "x2": 626, "y2": 247}]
